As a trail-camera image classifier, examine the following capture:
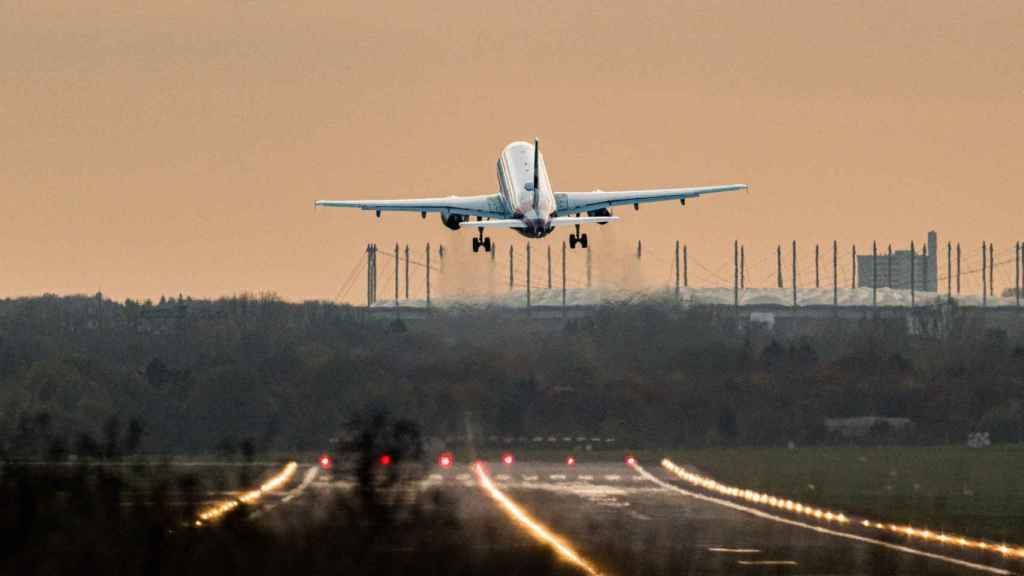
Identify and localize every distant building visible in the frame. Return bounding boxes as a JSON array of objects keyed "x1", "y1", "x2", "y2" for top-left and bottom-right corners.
[{"x1": 857, "y1": 231, "x2": 938, "y2": 292}]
